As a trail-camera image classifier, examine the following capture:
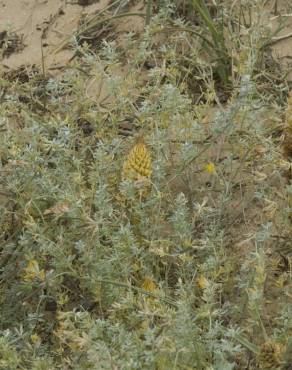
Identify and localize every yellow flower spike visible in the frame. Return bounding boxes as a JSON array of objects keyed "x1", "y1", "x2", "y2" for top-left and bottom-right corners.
[
  {"x1": 205, "y1": 162, "x2": 216, "y2": 174},
  {"x1": 257, "y1": 341, "x2": 283, "y2": 369},
  {"x1": 122, "y1": 140, "x2": 152, "y2": 180},
  {"x1": 141, "y1": 277, "x2": 157, "y2": 293},
  {"x1": 23, "y1": 260, "x2": 45, "y2": 282},
  {"x1": 122, "y1": 137, "x2": 152, "y2": 199}
]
